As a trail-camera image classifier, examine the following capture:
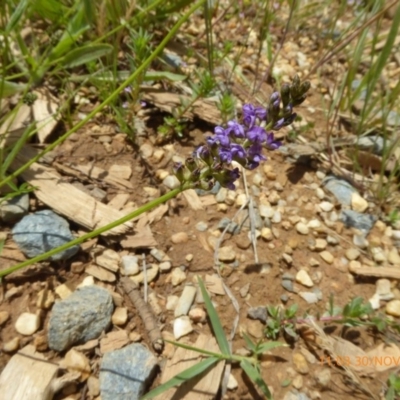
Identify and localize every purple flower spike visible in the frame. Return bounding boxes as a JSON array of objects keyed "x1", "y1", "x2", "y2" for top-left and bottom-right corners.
[
  {"x1": 242, "y1": 104, "x2": 267, "y2": 127},
  {"x1": 246, "y1": 125, "x2": 267, "y2": 143}
]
